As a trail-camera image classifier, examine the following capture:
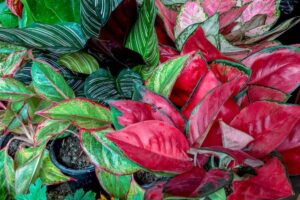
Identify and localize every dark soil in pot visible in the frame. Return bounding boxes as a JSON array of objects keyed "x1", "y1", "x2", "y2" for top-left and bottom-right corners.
[
  {"x1": 50, "y1": 135, "x2": 101, "y2": 194},
  {"x1": 134, "y1": 171, "x2": 167, "y2": 189},
  {"x1": 0, "y1": 134, "x2": 22, "y2": 158},
  {"x1": 58, "y1": 135, "x2": 91, "y2": 169}
]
